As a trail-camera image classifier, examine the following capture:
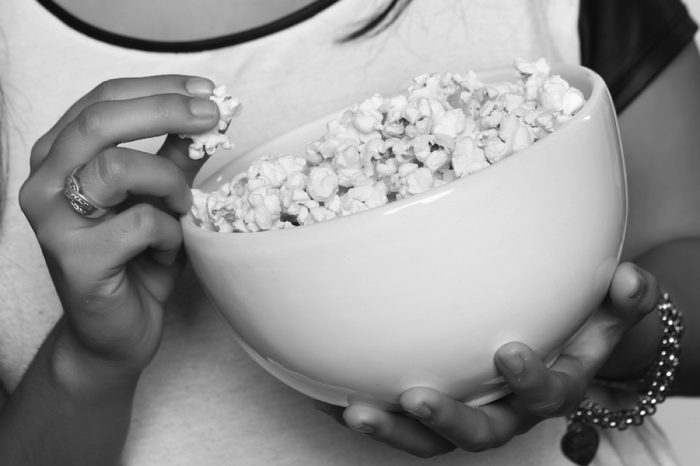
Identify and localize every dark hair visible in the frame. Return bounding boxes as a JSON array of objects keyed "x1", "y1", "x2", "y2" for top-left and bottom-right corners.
[{"x1": 341, "y1": 0, "x2": 413, "y2": 42}]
